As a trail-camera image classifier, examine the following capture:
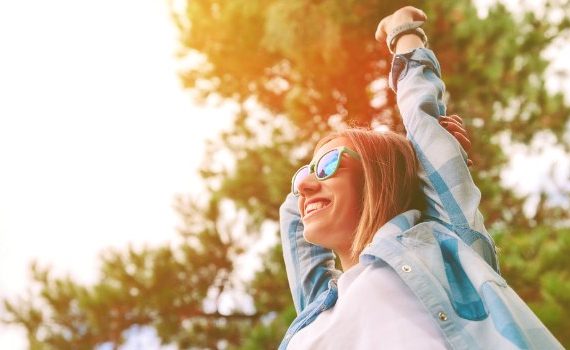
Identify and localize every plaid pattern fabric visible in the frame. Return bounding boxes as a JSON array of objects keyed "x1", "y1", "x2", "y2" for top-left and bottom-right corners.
[{"x1": 278, "y1": 48, "x2": 562, "y2": 349}]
